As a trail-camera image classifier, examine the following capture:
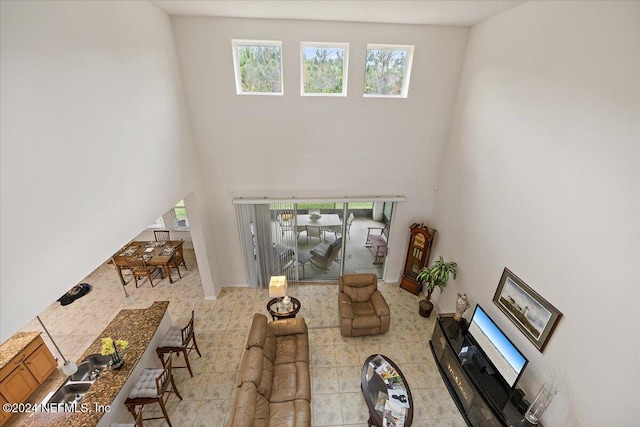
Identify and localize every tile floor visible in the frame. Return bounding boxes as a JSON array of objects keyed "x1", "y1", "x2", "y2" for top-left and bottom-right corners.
[{"x1": 13, "y1": 250, "x2": 466, "y2": 427}]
